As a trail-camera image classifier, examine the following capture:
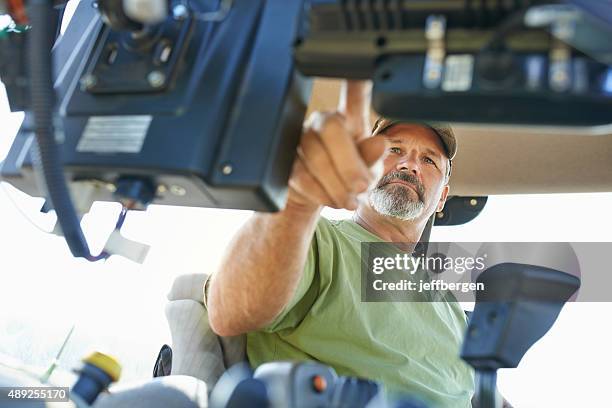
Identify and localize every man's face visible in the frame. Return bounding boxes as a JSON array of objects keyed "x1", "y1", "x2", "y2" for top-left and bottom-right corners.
[{"x1": 368, "y1": 124, "x2": 450, "y2": 221}]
